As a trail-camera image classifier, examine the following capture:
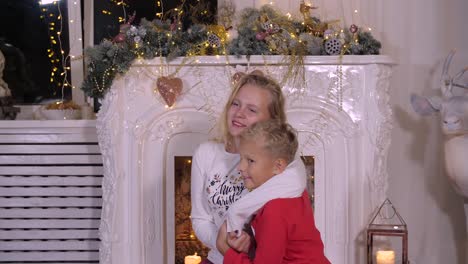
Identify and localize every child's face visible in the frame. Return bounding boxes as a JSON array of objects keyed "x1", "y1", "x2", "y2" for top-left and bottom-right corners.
[
  {"x1": 227, "y1": 84, "x2": 271, "y2": 137},
  {"x1": 238, "y1": 138, "x2": 282, "y2": 190}
]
